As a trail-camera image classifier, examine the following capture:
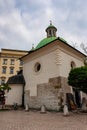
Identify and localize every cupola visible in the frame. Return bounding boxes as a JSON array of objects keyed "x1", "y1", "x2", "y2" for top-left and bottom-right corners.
[{"x1": 45, "y1": 21, "x2": 57, "y2": 38}]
